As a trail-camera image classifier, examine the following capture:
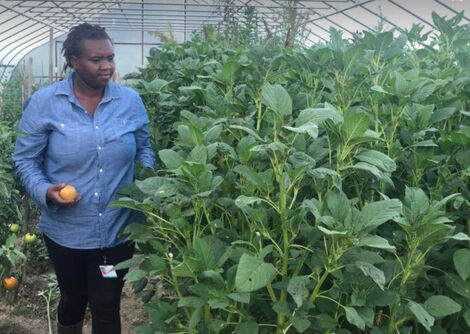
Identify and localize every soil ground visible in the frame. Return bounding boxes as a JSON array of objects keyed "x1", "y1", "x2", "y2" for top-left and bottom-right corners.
[{"x1": 0, "y1": 267, "x2": 147, "y2": 334}]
